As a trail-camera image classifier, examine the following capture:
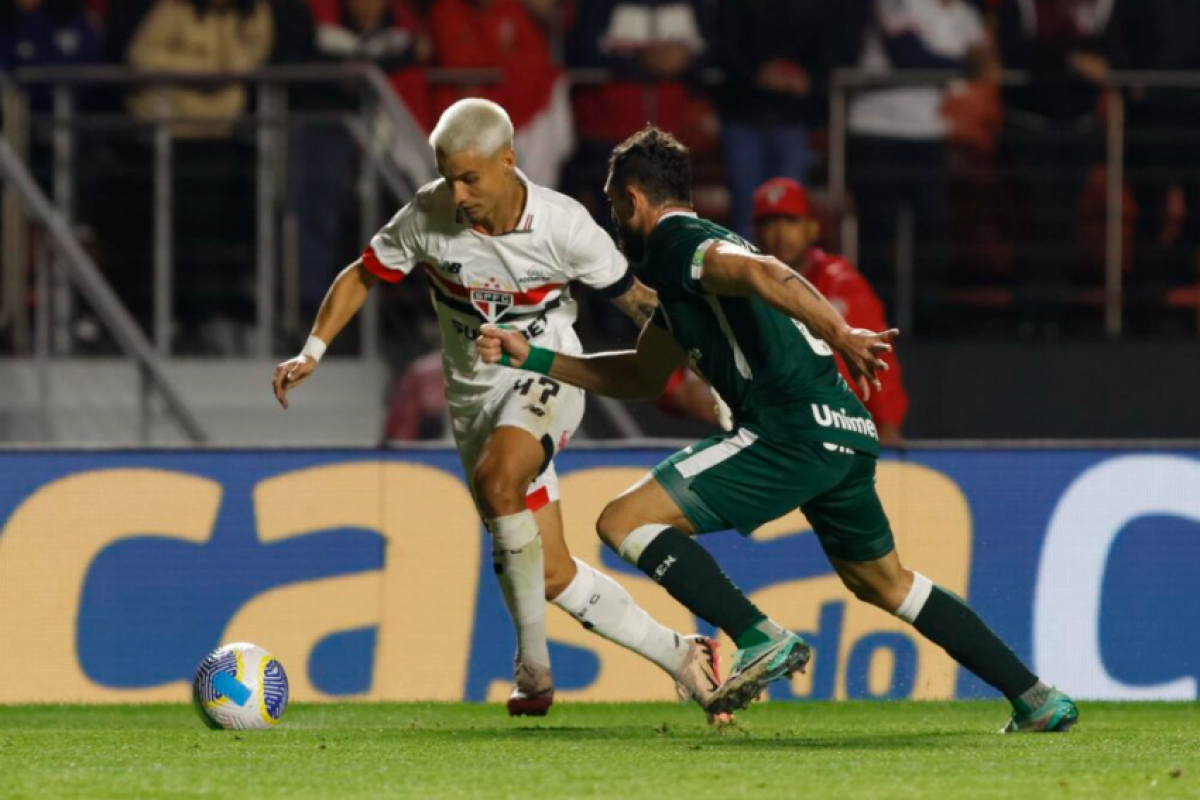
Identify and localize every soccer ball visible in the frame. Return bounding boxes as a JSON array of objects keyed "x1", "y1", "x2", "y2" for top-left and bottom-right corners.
[{"x1": 192, "y1": 642, "x2": 289, "y2": 730}]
